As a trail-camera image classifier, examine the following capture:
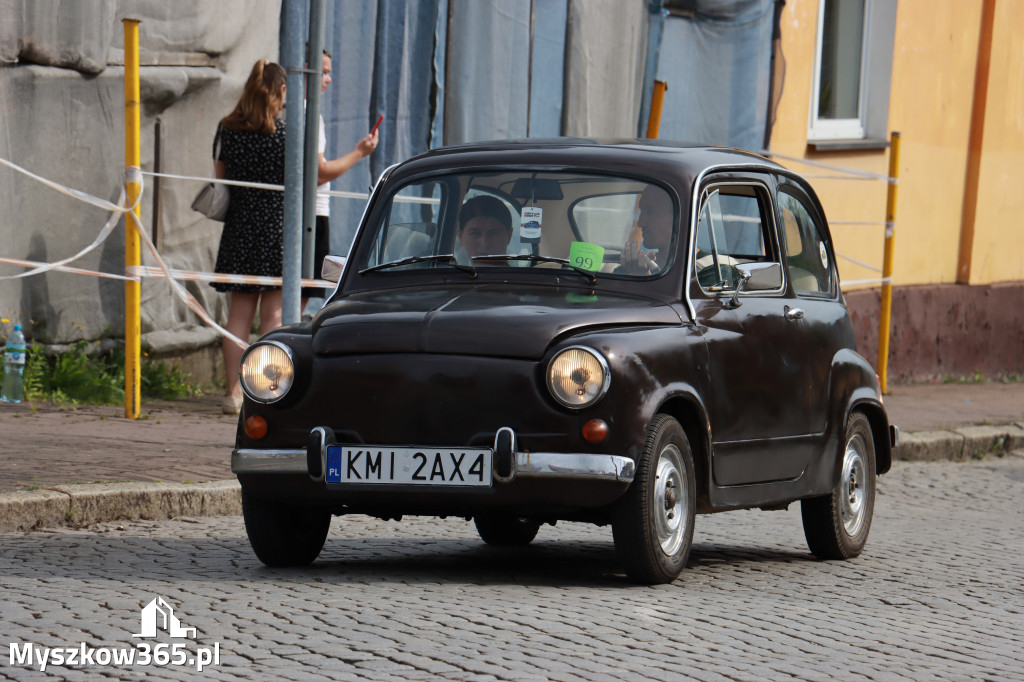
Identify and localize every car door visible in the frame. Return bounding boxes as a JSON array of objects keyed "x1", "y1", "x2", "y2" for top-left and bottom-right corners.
[
  {"x1": 688, "y1": 175, "x2": 818, "y2": 486},
  {"x1": 775, "y1": 178, "x2": 845, "y2": 440}
]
